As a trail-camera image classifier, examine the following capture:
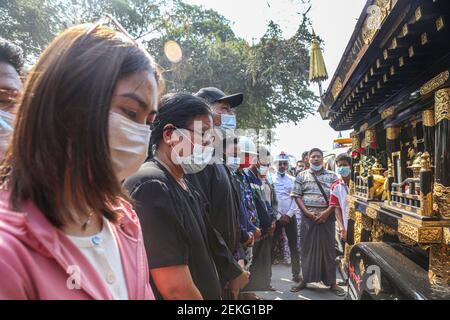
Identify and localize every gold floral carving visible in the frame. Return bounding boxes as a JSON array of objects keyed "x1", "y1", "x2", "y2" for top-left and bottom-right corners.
[
  {"x1": 422, "y1": 109, "x2": 435, "y2": 127},
  {"x1": 443, "y1": 228, "x2": 450, "y2": 245},
  {"x1": 362, "y1": 0, "x2": 391, "y2": 44},
  {"x1": 398, "y1": 220, "x2": 419, "y2": 243},
  {"x1": 371, "y1": 220, "x2": 384, "y2": 242},
  {"x1": 362, "y1": 215, "x2": 373, "y2": 231},
  {"x1": 419, "y1": 228, "x2": 442, "y2": 243},
  {"x1": 420, "y1": 71, "x2": 449, "y2": 96},
  {"x1": 366, "y1": 206, "x2": 377, "y2": 220},
  {"x1": 435, "y1": 88, "x2": 450, "y2": 124},
  {"x1": 398, "y1": 221, "x2": 442, "y2": 243},
  {"x1": 429, "y1": 244, "x2": 450, "y2": 287},
  {"x1": 434, "y1": 183, "x2": 450, "y2": 219}
]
